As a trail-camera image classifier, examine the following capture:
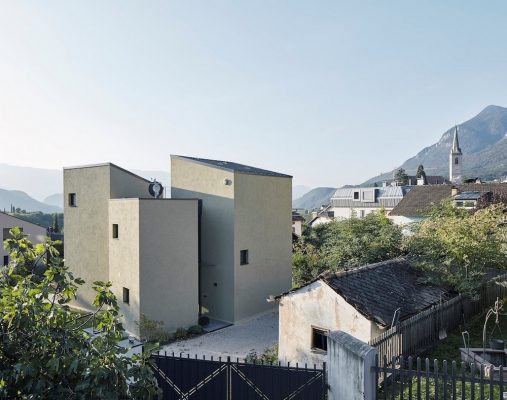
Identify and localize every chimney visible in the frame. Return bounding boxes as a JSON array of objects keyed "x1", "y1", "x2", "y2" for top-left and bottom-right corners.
[{"x1": 451, "y1": 186, "x2": 460, "y2": 196}]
